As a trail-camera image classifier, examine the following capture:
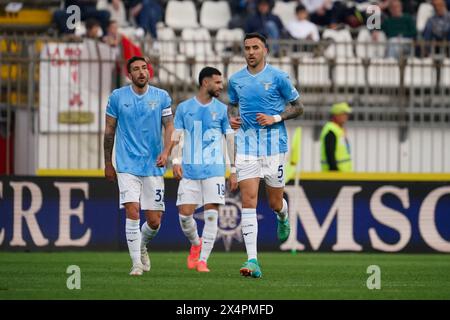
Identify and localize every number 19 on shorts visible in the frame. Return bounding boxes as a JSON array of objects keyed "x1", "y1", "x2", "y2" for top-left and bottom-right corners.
[{"x1": 216, "y1": 183, "x2": 225, "y2": 196}]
